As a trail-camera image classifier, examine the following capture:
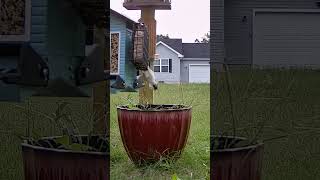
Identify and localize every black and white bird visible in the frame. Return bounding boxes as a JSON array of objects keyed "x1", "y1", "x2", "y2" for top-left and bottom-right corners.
[{"x1": 136, "y1": 67, "x2": 158, "y2": 90}]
